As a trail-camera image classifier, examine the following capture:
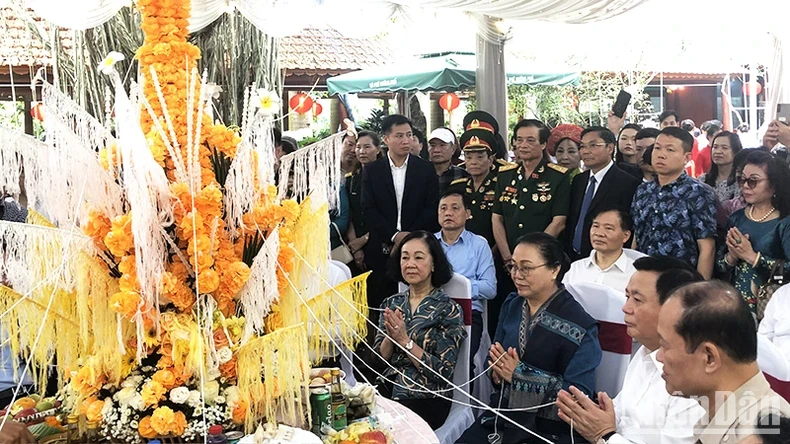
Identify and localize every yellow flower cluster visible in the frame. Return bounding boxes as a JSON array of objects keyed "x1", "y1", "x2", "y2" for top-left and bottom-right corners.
[{"x1": 139, "y1": 406, "x2": 187, "y2": 438}]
